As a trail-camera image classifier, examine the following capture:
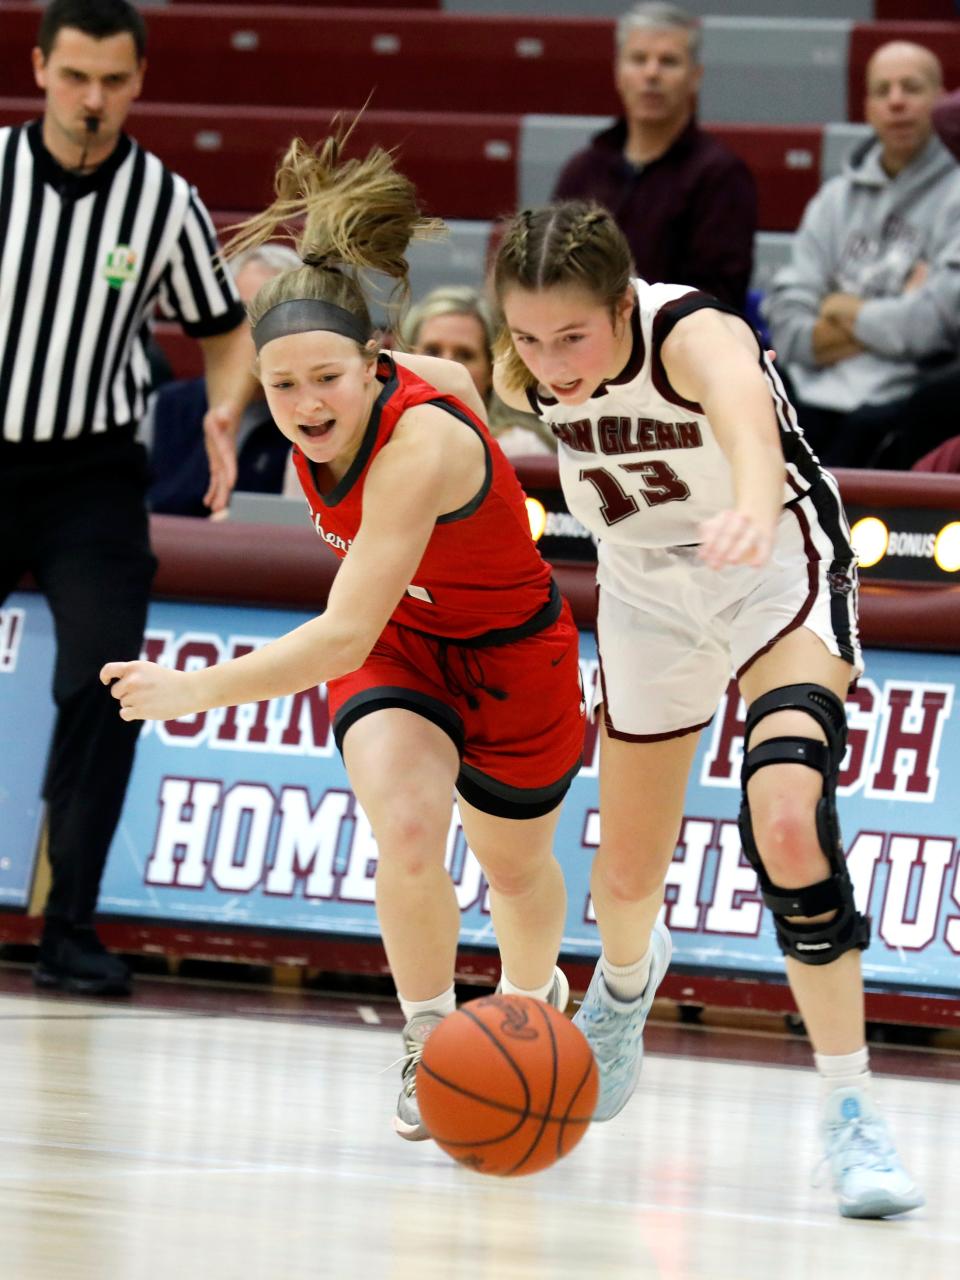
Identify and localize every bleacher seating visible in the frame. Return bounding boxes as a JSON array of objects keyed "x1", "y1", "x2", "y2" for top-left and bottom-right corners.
[
  {"x1": 714, "y1": 125, "x2": 824, "y2": 229},
  {"x1": 0, "y1": 5, "x2": 620, "y2": 118},
  {"x1": 5, "y1": 0, "x2": 943, "y2": 11},
  {"x1": 446, "y1": 1, "x2": 871, "y2": 14},
  {"x1": 164, "y1": 0, "x2": 441, "y2": 6},
  {"x1": 7, "y1": 6, "x2": 957, "y2": 127},
  {"x1": 3, "y1": 6, "x2": 946, "y2": 127},
  {"x1": 0, "y1": 99, "x2": 522, "y2": 221},
  {"x1": 873, "y1": 1, "x2": 959, "y2": 16},
  {"x1": 0, "y1": 97, "x2": 831, "y2": 230},
  {"x1": 699, "y1": 18, "x2": 851, "y2": 125},
  {"x1": 450, "y1": 0, "x2": 956, "y2": 13},
  {"x1": 5, "y1": 0, "x2": 956, "y2": 380}
]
